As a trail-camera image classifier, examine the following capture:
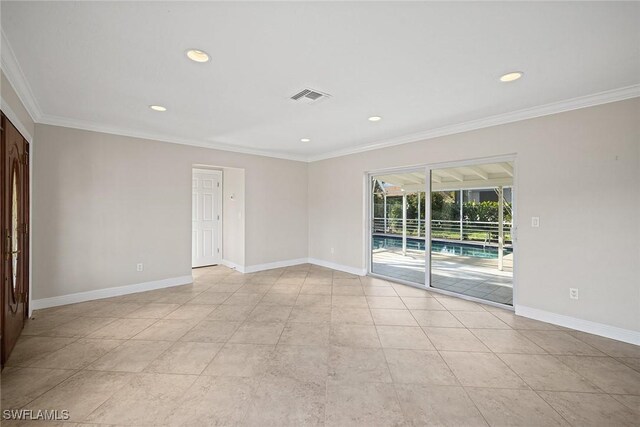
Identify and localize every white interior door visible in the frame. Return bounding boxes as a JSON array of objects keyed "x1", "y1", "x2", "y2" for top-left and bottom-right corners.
[{"x1": 192, "y1": 169, "x2": 222, "y2": 267}]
